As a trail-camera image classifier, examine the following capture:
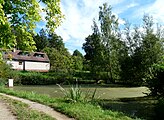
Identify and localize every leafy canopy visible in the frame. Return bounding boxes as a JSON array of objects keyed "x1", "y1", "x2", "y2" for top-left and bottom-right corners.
[{"x1": 0, "y1": 0, "x2": 64, "y2": 51}]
